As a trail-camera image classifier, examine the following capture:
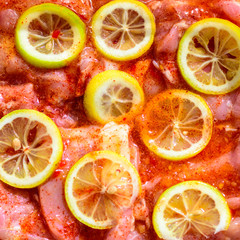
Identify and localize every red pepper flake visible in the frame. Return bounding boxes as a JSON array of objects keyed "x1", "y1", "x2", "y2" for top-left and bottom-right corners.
[{"x1": 52, "y1": 29, "x2": 61, "y2": 39}]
